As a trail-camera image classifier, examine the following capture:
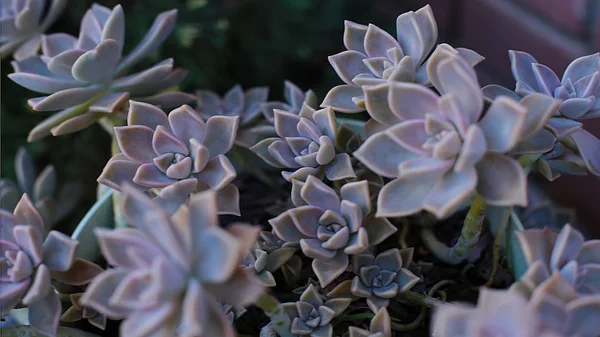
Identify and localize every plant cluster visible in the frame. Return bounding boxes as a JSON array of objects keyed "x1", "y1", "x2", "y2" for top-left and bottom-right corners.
[{"x1": 1, "y1": 1, "x2": 600, "y2": 337}]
